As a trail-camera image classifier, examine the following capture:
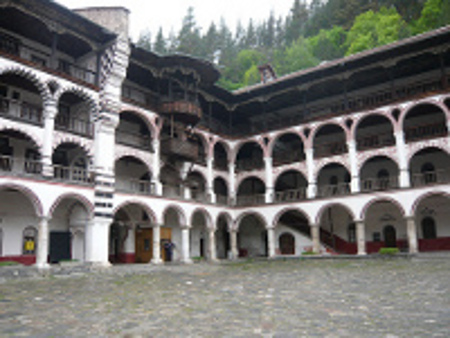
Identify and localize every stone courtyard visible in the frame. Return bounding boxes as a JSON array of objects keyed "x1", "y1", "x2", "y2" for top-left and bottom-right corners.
[{"x1": 1, "y1": 256, "x2": 449, "y2": 337}]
